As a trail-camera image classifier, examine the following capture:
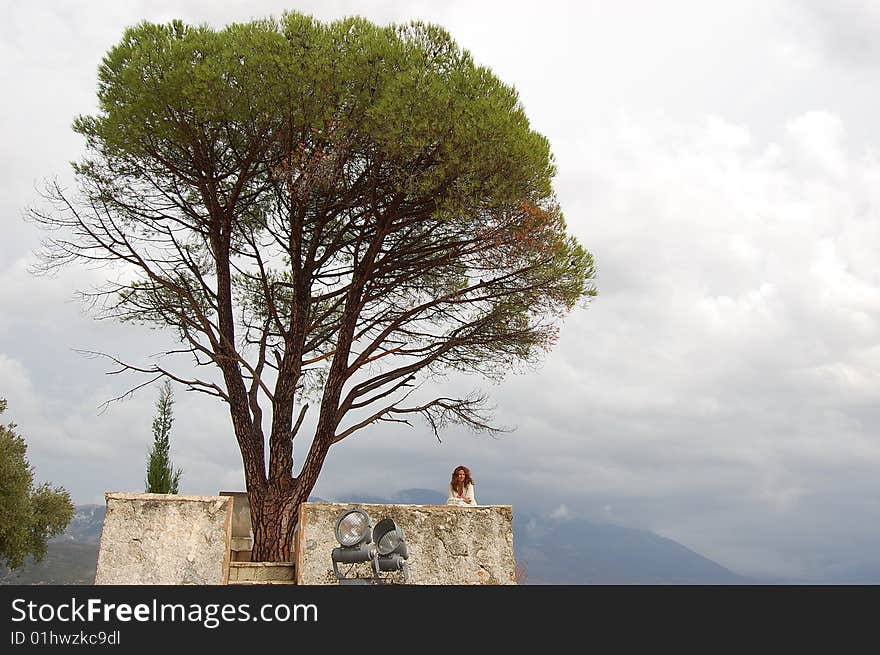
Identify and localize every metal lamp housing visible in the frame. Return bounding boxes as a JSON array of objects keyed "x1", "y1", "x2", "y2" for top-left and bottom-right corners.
[
  {"x1": 330, "y1": 511, "x2": 410, "y2": 583},
  {"x1": 373, "y1": 518, "x2": 408, "y2": 570},
  {"x1": 331, "y1": 509, "x2": 376, "y2": 582},
  {"x1": 334, "y1": 509, "x2": 372, "y2": 548},
  {"x1": 331, "y1": 543, "x2": 374, "y2": 564}
]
